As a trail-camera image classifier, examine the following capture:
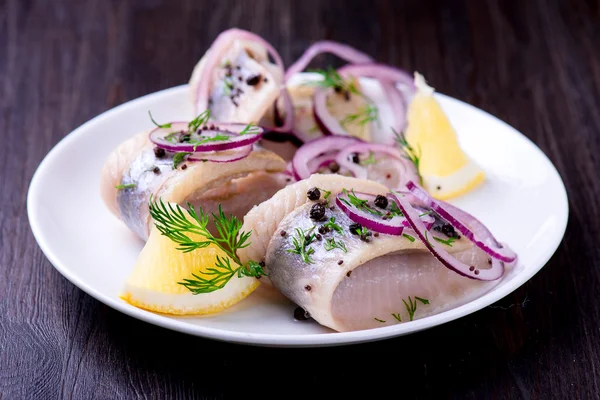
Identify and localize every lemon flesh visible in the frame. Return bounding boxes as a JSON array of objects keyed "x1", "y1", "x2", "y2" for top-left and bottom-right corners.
[
  {"x1": 121, "y1": 223, "x2": 259, "y2": 315},
  {"x1": 405, "y1": 73, "x2": 484, "y2": 199}
]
